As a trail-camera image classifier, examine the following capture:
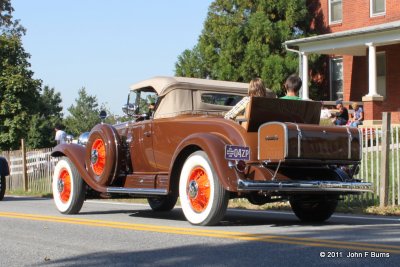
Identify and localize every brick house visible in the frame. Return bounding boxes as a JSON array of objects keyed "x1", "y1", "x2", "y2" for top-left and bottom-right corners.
[{"x1": 284, "y1": 0, "x2": 400, "y2": 125}]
